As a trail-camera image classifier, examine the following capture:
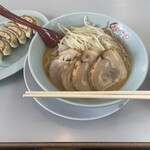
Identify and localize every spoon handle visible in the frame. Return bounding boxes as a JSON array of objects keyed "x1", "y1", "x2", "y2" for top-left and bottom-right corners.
[{"x1": 0, "y1": 5, "x2": 41, "y2": 31}]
